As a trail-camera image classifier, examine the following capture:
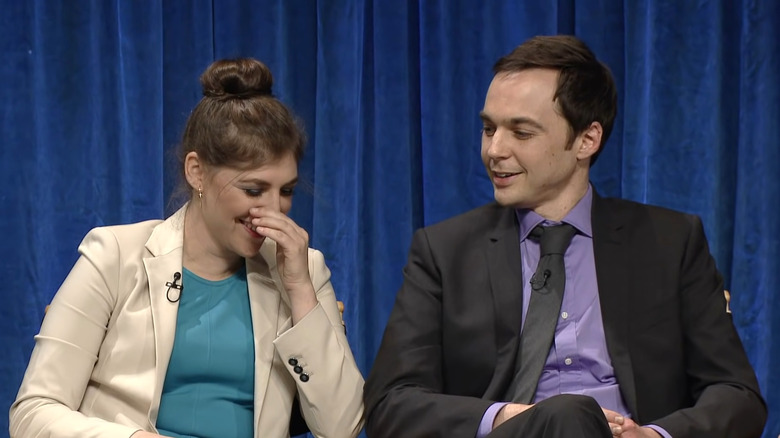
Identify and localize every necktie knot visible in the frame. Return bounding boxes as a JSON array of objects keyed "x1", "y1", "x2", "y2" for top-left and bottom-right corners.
[{"x1": 531, "y1": 223, "x2": 576, "y2": 256}]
